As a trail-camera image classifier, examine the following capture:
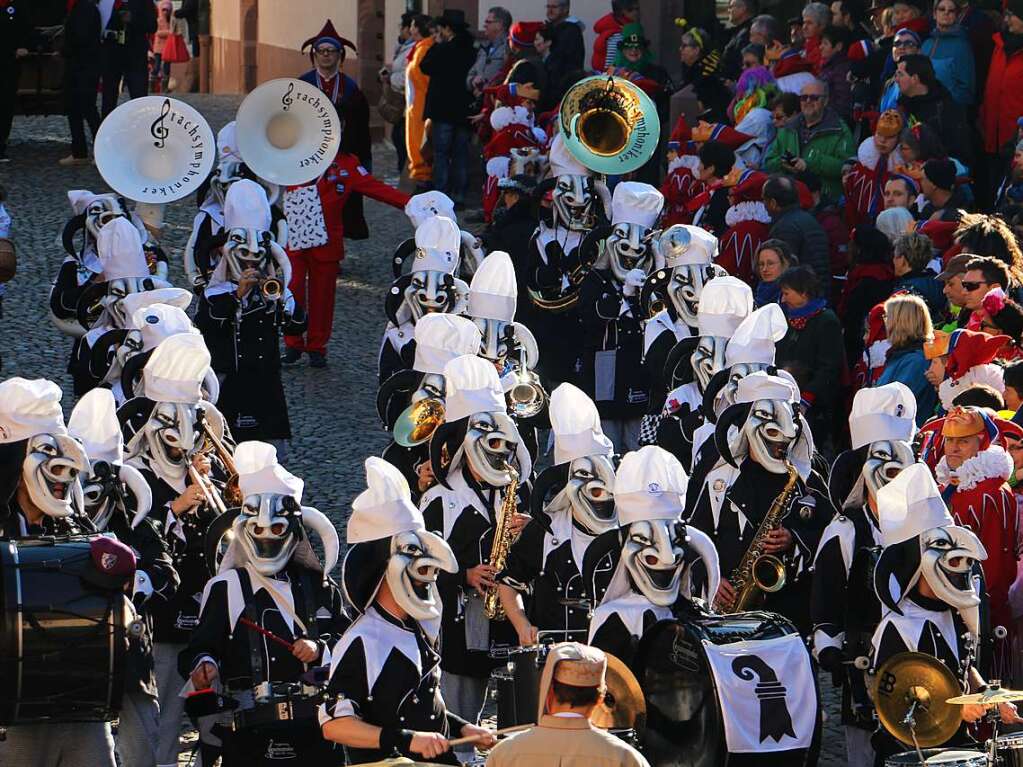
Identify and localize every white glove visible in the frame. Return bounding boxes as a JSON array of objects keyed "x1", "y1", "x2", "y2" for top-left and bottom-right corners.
[{"x1": 622, "y1": 268, "x2": 647, "y2": 297}]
